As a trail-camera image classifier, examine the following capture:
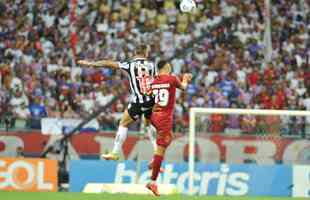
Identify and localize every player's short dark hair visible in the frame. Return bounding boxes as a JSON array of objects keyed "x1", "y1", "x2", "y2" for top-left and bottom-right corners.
[
  {"x1": 157, "y1": 60, "x2": 169, "y2": 70},
  {"x1": 135, "y1": 44, "x2": 149, "y2": 55}
]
